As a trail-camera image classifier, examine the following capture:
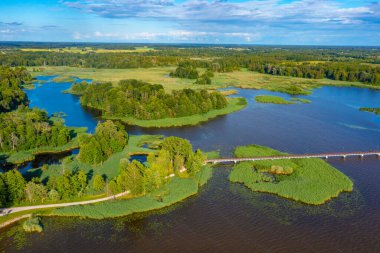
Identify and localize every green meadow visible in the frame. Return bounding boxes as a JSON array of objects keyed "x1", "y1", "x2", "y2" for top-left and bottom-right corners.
[{"x1": 230, "y1": 145, "x2": 353, "y2": 205}]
